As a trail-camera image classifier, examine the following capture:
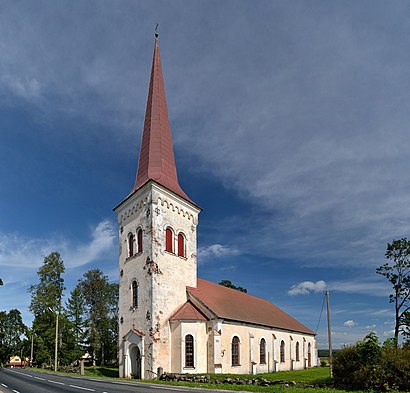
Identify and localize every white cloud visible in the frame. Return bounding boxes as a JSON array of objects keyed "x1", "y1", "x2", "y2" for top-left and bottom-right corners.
[
  {"x1": 344, "y1": 320, "x2": 358, "y2": 328},
  {"x1": 366, "y1": 324, "x2": 376, "y2": 329},
  {"x1": 328, "y1": 278, "x2": 390, "y2": 297},
  {"x1": 288, "y1": 280, "x2": 326, "y2": 296},
  {"x1": 198, "y1": 244, "x2": 240, "y2": 262},
  {"x1": 0, "y1": 220, "x2": 116, "y2": 282},
  {"x1": 65, "y1": 220, "x2": 116, "y2": 268},
  {"x1": 383, "y1": 329, "x2": 395, "y2": 337}
]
